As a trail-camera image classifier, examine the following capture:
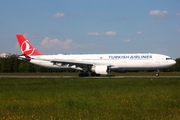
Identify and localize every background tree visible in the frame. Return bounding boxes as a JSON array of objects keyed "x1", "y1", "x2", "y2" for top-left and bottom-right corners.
[{"x1": 0, "y1": 55, "x2": 180, "y2": 73}]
